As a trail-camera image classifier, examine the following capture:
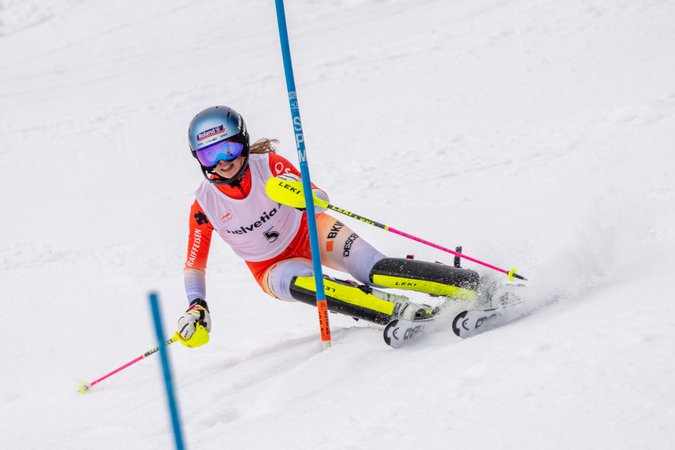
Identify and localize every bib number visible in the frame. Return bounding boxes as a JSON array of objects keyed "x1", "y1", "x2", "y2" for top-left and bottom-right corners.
[{"x1": 264, "y1": 227, "x2": 280, "y2": 243}]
